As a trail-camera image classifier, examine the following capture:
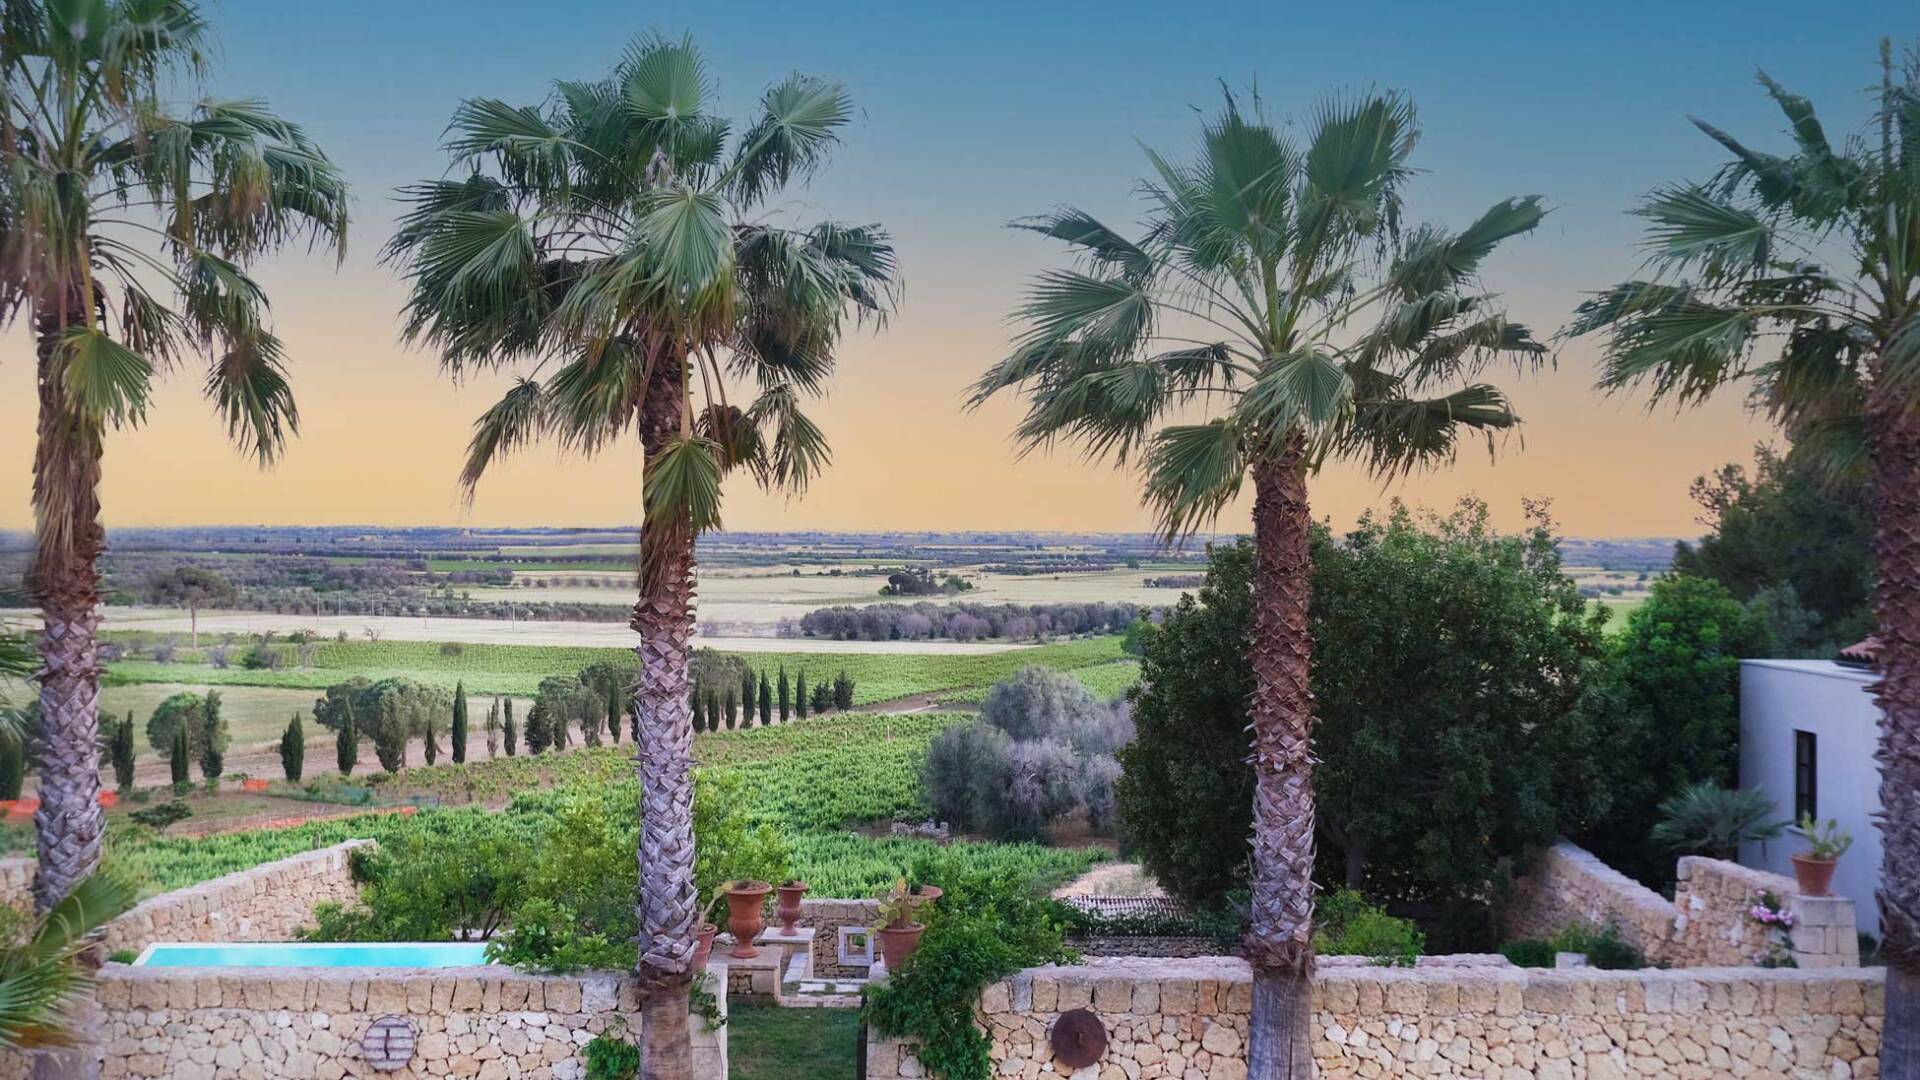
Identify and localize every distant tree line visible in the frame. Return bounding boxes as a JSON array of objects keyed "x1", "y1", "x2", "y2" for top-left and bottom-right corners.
[
  {"x1": 793, "y1": 600, "x2": 1144, "y2": 643},
  {"x1": 1142, "y1": 574, "x2": 1205, "y2": 589},
  {"x1": 688, "y1": 663, "x2": 853, "y2": 732}
]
